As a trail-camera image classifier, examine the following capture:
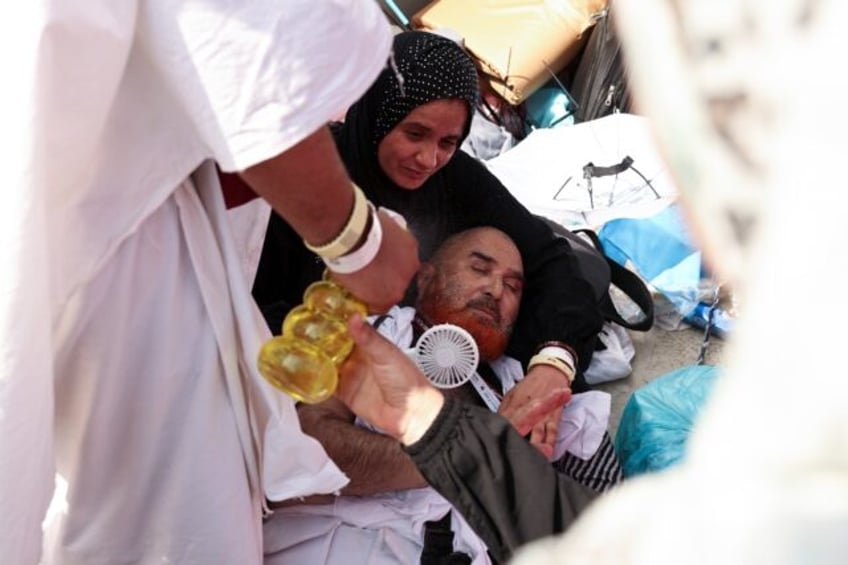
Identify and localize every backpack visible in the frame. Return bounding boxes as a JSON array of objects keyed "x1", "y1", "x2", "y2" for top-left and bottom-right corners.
[
  {"x1": 538, "y1": 215, "x2": 654, "y2": 332},
  {"x1": 570, "y1": 4, "x2": 631, "y2": 123}
]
